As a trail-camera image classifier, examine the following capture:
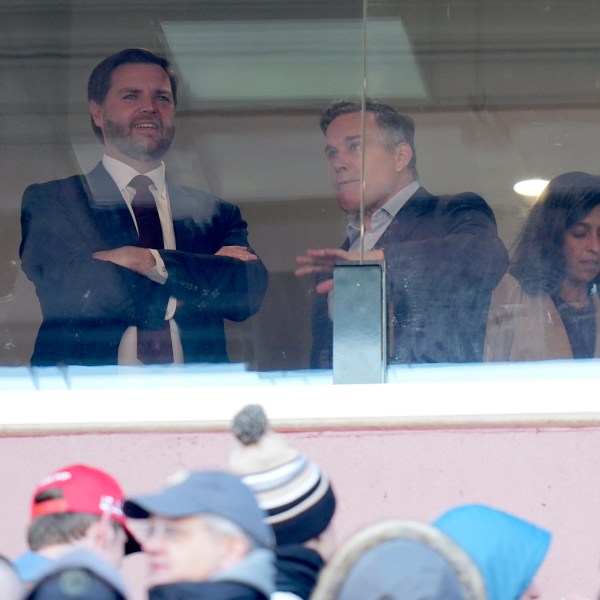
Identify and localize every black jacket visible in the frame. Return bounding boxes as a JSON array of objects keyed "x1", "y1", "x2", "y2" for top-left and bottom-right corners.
[
  {"x1": 149, "y1": 581, "x2": 269, "y2": 600},
  {"x1": 275, "y1": 545, "x2": 324, "y2": 600},
  {"x1": 20, "y1": 163, "x2": 267, "y2": 365},
  {"x1": 311, "y1": 187, "x2": 508, "y2": 366}
]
